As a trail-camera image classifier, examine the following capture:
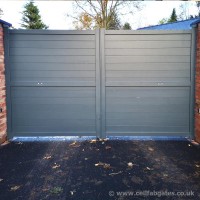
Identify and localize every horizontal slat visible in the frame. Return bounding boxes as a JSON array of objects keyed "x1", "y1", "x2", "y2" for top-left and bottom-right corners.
[
  {"x1": 106, "y1": 56, "x2": 190, "y2": 63},
  {"x1": 13, "y1": 119, "x2": 95, "y2": 127},
  {"x1": 106, "y1": 41, "x2": 191, "y2": 48},
  {"x1": 13, "y1": 105, "x2": 95, "y2": 114},
  {"x1": 12, "y1": 70, "x2": 95, "y2": 78},
  {"x1": 106, "y1": 104, "x2": 189, "y2": 113},
  {"x1": 105, "y1": 34, "x2": 191, "y2": 41},
  {"x1": 106, "y1": 63, "x2": 190, "y2": 71},
  {"x1": 10, "y1": 63, "x2": 95, "y2": 71},
  {"x1": 12, "y1": 132, "x2": 96, "y2": 136},
  {"x1": 106, "y1": 81, "x2": 190, "y2": 87},
  {"x1": 107, "y1": 118, "x2": 188, "y2": 126},
  {"x1": 106, "y1": 70, "x2": 189, "y2": 78},
  {"x1": 10, "y1": 48, "x2": 95, "y2": 56},
  {"x1": 10, "y1": 81, "x2": 96, "y2": 87},
  {"x1": 106, "y1": 126, "x2": 188, "y2": 132},
  {"x1": 106, "y1": 87, "x2": 189, "y2": 98},
  {"x1": 106, "y1": 112, "x2": 189, "y2": 120},
  {"x1": 11, "y1": 87, "x2": 95, "y2": 98},
  {"x1": 12, "y1": 97, "x2": 95, "y2": 105},
  {"x1": 10, "y1": 56, "x2": 95, "y2": 63},
  {"x1": 107, "y1": 97, "x2": 189, "y2": 105},
  {"x1": 10, "y1": 30, "x2": 95, "y2": 35},
  {"x1": 10, "y1": 34, "x2": 95, "y2": 41},
  {"x1": 105, "y1": 30, "x2": 191, "y2": 34},
  {"x1": 105, "y1": 48, "x2": 190, "y2": 56},
  {"x1": 106, "y1": 132, "x2": 190, "y2": 136},
  {"x1": 10, "y1": 41, "x2": 95, "y2": 48},
  {"x1": 12, "y1": 125, "x2": 96, "y2": 132},
  {"x1": 12, "y1": 110, "x2": 95, "y2": 119}
]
